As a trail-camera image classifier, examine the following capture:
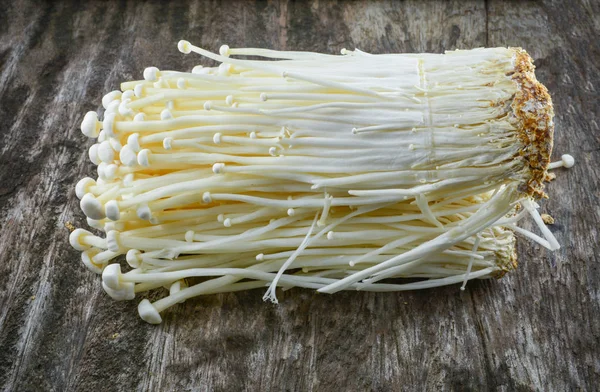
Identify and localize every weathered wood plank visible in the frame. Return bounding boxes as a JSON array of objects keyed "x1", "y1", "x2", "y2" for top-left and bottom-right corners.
[
  {"x1": 0, "y1": 1, "x2": 597, "y2": 391},
  {"x1": 483, "y1": 1, "x2": 600, "y2": 389}
]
